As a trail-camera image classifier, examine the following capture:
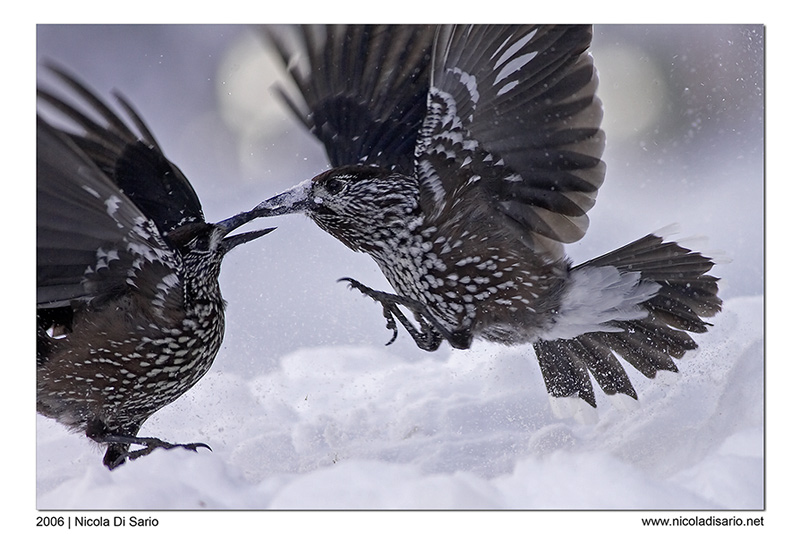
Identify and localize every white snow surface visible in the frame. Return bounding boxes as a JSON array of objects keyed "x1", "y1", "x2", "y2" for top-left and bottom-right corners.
[{"x1": 36, "y1": 296, "x2": 763, "y2": 510}]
